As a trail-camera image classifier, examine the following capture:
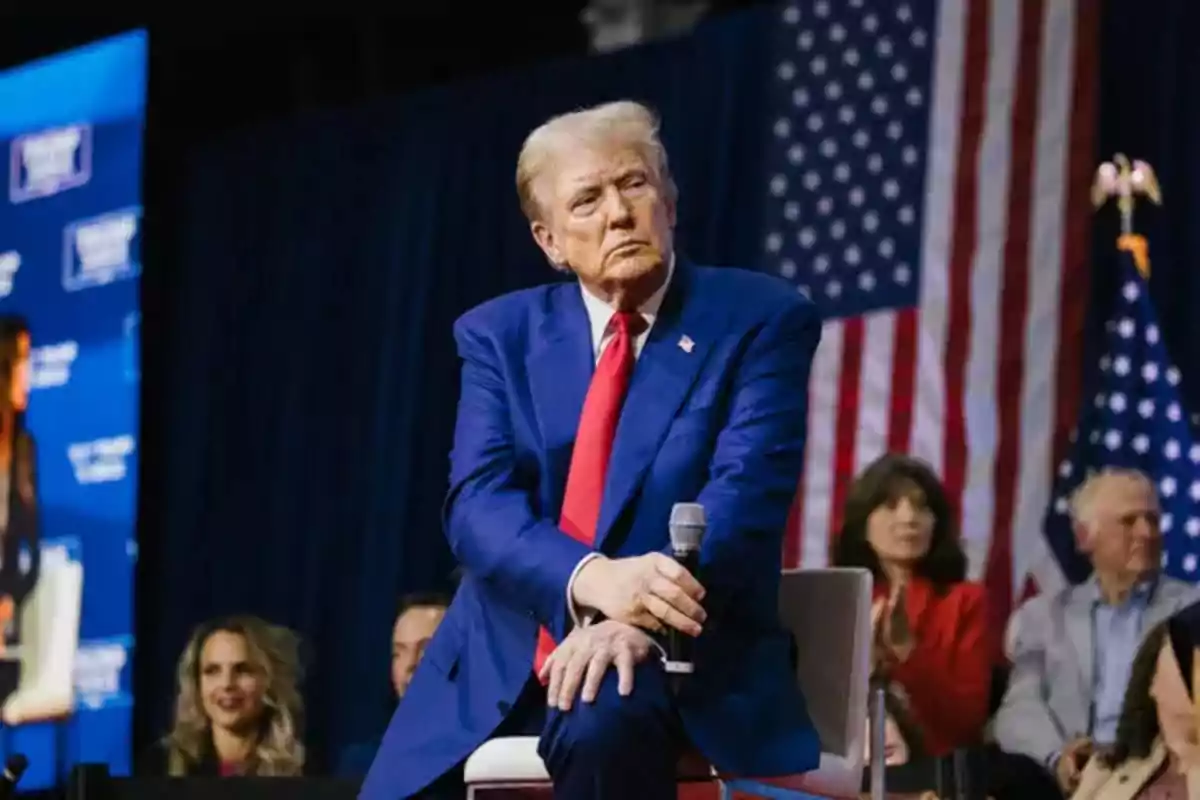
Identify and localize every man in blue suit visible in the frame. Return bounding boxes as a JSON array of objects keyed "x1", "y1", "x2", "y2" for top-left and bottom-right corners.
[{"x1": 360, "y1": 100, "x2": 822, "y2": 800}]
